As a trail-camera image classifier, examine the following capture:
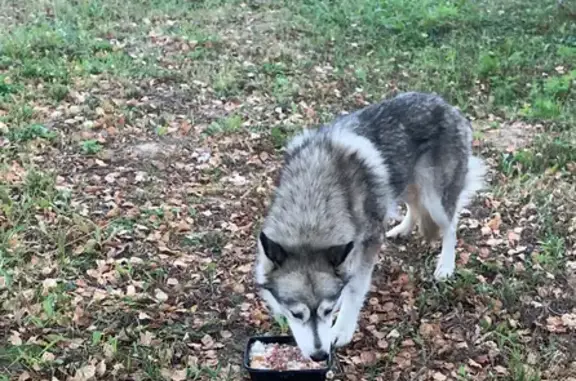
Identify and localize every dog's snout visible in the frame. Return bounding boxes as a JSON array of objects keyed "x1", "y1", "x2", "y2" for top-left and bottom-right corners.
[{"x1": 310, "y1": 351, "x2": 329, "y2": 362}]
